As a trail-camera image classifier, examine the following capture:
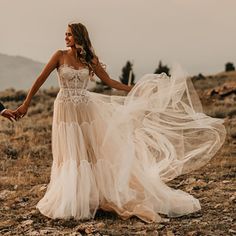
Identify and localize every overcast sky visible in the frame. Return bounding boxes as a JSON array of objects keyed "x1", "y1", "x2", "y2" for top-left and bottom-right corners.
[{"x1": 0, "y1": 0, "x2": 236, "y2": 80}]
